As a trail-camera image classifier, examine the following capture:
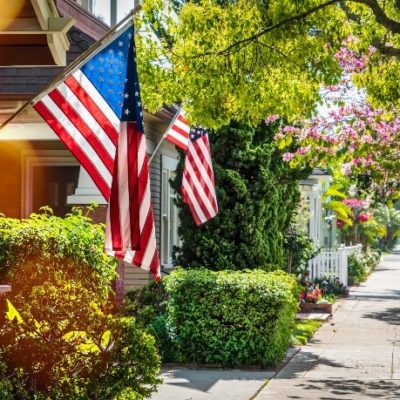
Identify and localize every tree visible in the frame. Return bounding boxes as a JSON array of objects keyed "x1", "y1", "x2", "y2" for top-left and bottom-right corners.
[
  {"x1": 171, "y1": 119, "x2": 310, "y2": 270},
  {"x1": 374, "y1": 204, "x2": 400, "y2": 250},
  {"x1": 136, "y1": 0, "x2": 400, "y2": 128}
]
